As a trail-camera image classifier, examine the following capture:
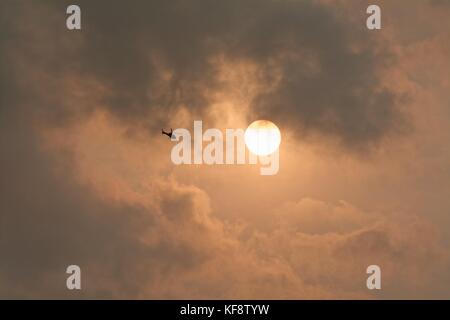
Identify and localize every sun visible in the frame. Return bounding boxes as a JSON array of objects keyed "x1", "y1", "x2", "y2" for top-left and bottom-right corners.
[{"x1": 244, "y1": 120, "x2": 281, "y2": 156}]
